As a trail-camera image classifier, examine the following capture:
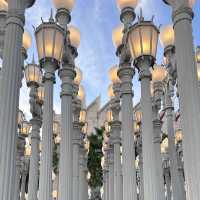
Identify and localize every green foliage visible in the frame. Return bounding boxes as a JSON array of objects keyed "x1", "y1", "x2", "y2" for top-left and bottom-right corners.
[{"x1": 87, "y1": 128, "x2": 104, "y2": 188}]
